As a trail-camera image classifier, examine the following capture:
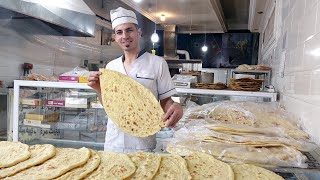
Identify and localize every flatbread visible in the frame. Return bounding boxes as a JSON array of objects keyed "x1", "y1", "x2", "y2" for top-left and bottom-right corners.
[
  {"x1": 166, "y1": 140, "x2": 307, "y2": 168},
  {"x1": 99, "y1": 69, "x2": 165, "y2": 137},
  {"x1": 153, "y1": 154, "x2": 191, "y2": 180},
  {"x1": 0, "y1": 141, "x2": 31, "y2": 168},
  {"x1": 208, "y1": 125, "x2": 278, "y2": 136},
  {"x1": 185, "y1": 152, "x2": 234, "y2": 180},
  {"x1": 0, "y1": 144, "x2": 56, "y2": 178},
  {"x1": 85, "y1": 151, "x2": 135, "y2": 180},
  {"x1": 56, "y1": 150, "x2": 100, "y2": 180},
  {"x1": 6, "y1": 147, "x2": 90, "y2": 179},
  {"x1": 231, "y1": 164, "x2": 284, "y2": 180},
  {"x1": 126, "y1": 152, "x2": 161, "y2": 180}
]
